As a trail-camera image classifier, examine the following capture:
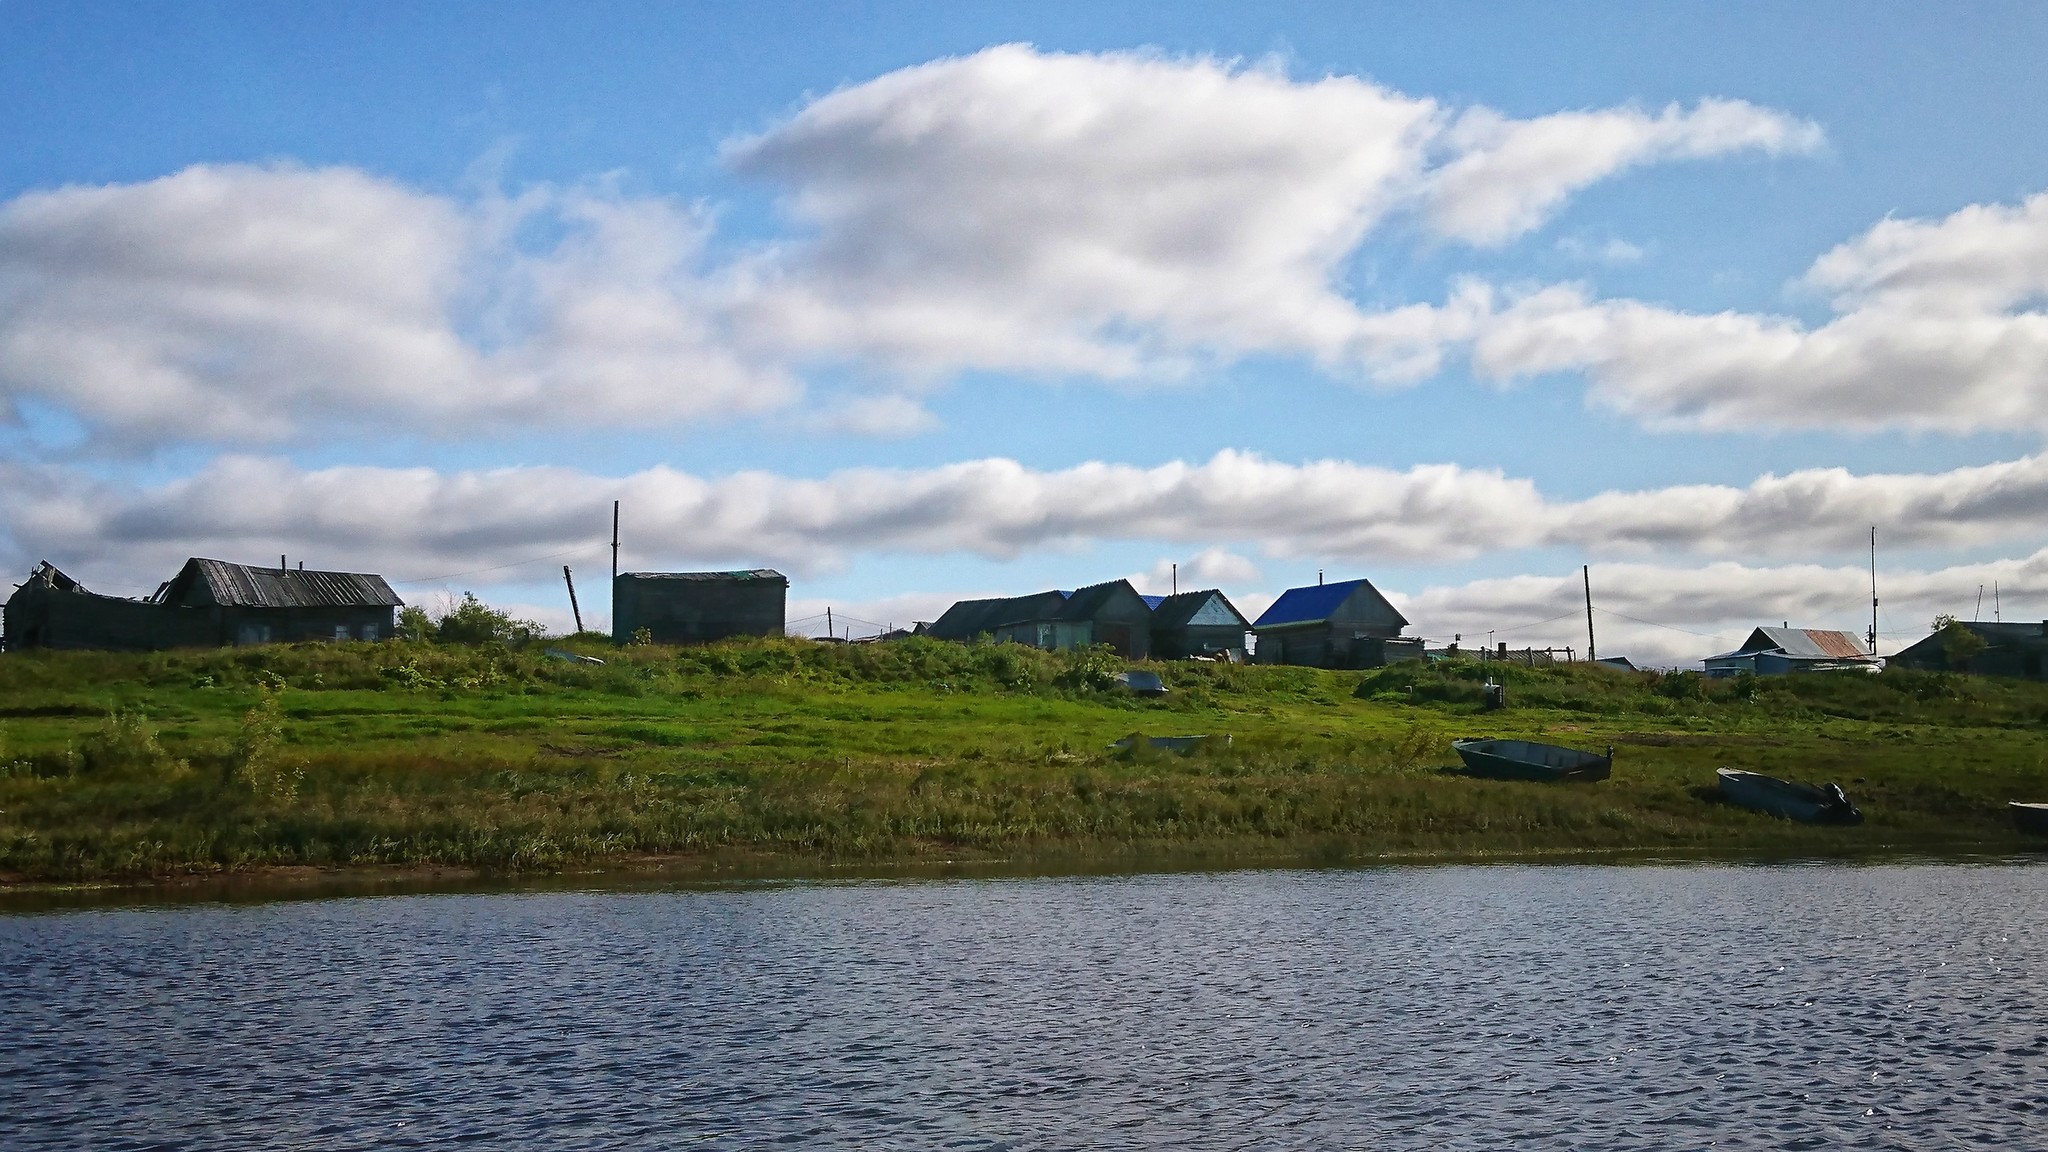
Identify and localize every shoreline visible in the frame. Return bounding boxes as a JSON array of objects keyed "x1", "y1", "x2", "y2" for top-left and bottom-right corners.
[{"x1": 5, "y1": 835, "x2": 2039, "y2": 912}]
